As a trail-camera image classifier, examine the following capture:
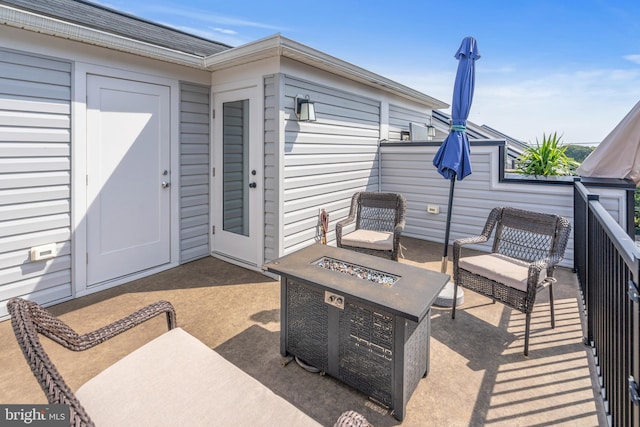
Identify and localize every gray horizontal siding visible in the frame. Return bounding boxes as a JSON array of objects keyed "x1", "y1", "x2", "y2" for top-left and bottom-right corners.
[
  {"x1": 264, "y1": 74, "x2": 279, "y2": 263},
  {"x1": 179, "y1": 83, "x2": 210, "y2": 263},
  {"x1": 0, "y1": 48, "x2": 72, "y2": 318},
  {"x1": 380, "y1": 142, "x2": 633, "y2": 269},
  {"x1": 281, "y1": 75, "x2": 380, "y2": 255}
]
